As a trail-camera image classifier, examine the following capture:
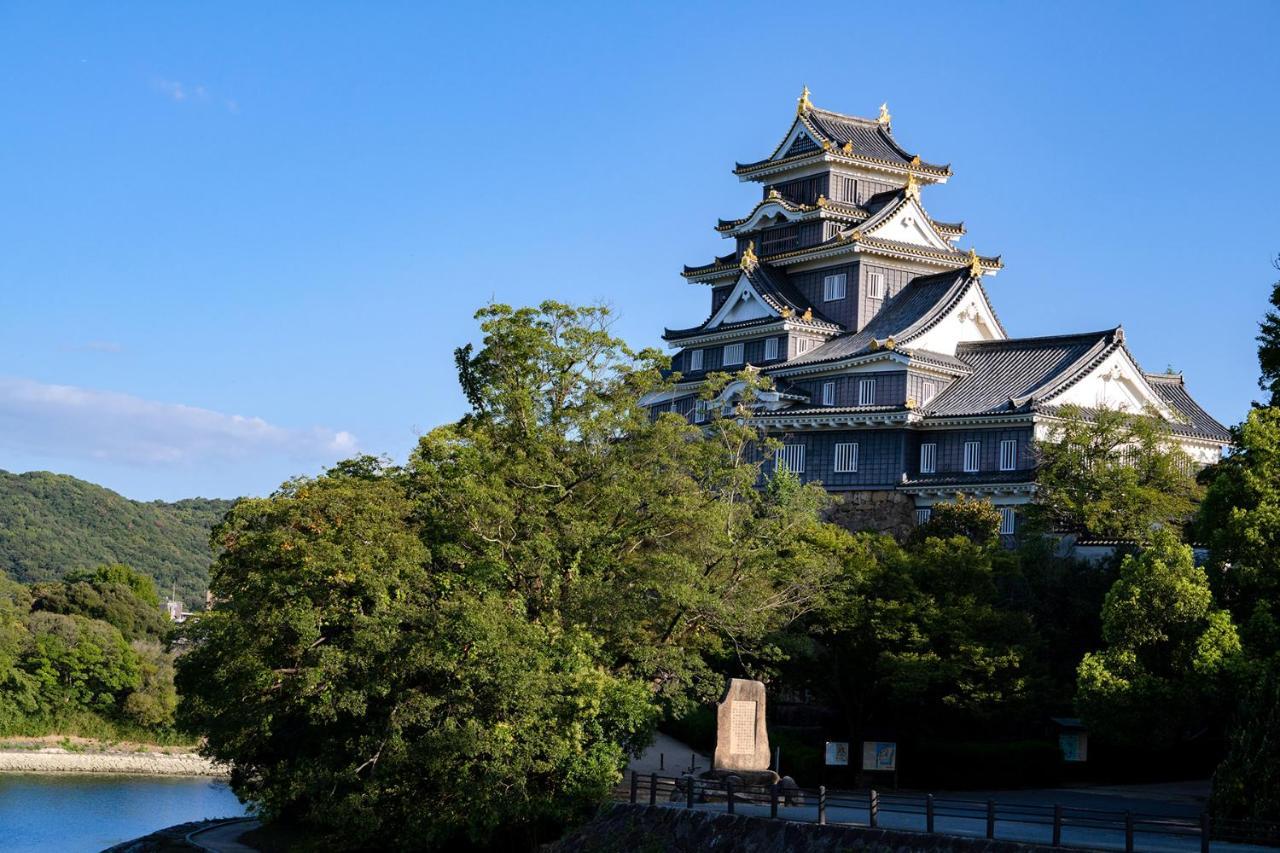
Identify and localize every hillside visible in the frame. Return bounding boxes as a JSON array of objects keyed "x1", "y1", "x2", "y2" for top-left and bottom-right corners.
[{"x1": 0, "y1": 469, "x2": 235, "y2": 607}]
